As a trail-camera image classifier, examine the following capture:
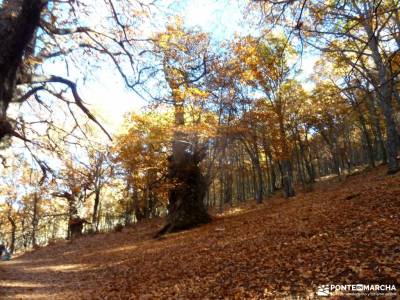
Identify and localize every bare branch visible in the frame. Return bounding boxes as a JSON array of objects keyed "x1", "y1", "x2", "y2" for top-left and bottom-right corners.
[{"x1": 29, "y1": 75, "x2": 113, "y2": 141}]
